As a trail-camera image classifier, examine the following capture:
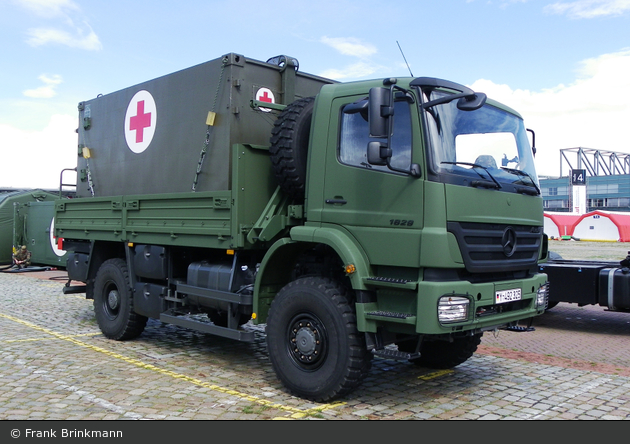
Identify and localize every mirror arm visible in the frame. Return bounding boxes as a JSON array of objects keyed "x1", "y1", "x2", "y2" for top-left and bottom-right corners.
[
  {"x1": 386, "y1": 159, "x2": 422, "y2": 178},
  {"x1": 527, "y1": 128, "x2": 536, "y2": 156}
]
